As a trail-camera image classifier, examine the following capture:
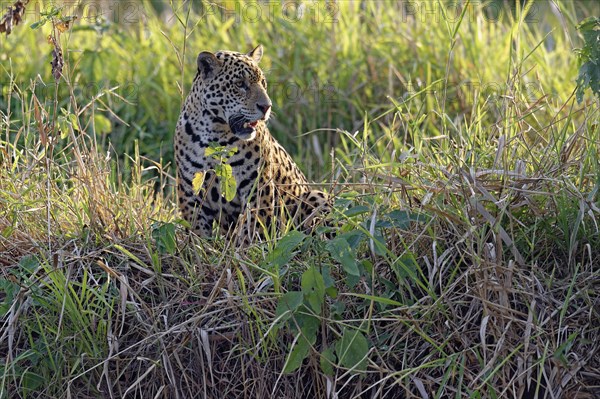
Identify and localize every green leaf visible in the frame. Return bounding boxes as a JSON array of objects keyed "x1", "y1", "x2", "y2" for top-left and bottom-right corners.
[
  {"x1": 320, "y1": 346, "x2": 336, "y2": 376},
  {"x1": 21, "y1": 371, "x2": 45, "y2": 391},
  {"x1": 94, "y1": 114, "x2": 112, "y2": 134},
  {"x1": 326, "y1": 286, "x2": 338, "y2": 299},
  {"x1": 381, "y1": 210, "x2": 429, "y2": 229},
  {"x1": 339, "y1": 230, "x2": 365, "y2": 248},
  {"x1": 58, "y1": 109, "x2": 79, "y2": 138},
  {"x1": 68, "y1": 113, "x2": 80, "y2": 131},
  {"x1": 30, "y1": 20, "x2": 47, "y2": 30},
  {"x1": 226, "y1": 147, "x2": 238, "y2": 158},
  {"x1": 554, "y1": 331, "x2": 578, "y2": 364},
  {"x1": 206, "y1": 142, "x2": 237, "y2": 159},
  {"x1": 205, "y1": 145, "x2": 218, "y2": 158},
  {"x1": 57, "y1": 116, "x2": 69, "y2": 139},
  {"x1": 275, "y1": 291, "x2": 303, "y2": 322},
  {"x1": 284, "y1": 332, "x2": 313, "y2": 373},
  {"x1": 322, "y1": 265, "x2": 335, "y2": 289},
  {"x1": 301, "y1": 266, "x2": 325, "y2": 313},
  {"x1": 265, "y1": 230, "x2": 306, "y2": 269},
  {"x1": 325, "y1": 237, "x2": 360, "y2": 276},
  {"x1": 346, "y1": 272, "x2": 361, "y2": 289},
  {"x1": 192, "y1": 171, "x2": 205, "y2": 195},
  {"x1": 322, "y1": 265, "x2": 338, "y2": 299},
  {"x1": 576, "y1": 61, "x2": 600, "y2": 104},
  {"x1": 19, "y1": 255, "x2": 39, "y2": 273},
  {"x1": 41, "y1": 6, "x2": 62, "y2": 18},
  {"x1": 371, "y1": 229, "x2": 387, "y2": 256},
  {"x1": 283, "y1": 309, "x2": 319, "y2": 373},
  {"x1": 215, "y1": 163, "x2": 237, "y2": 202},
  {"x1": 392, "y1": 253, "x2": 419, "y2": 281},
  {"x1": 293, "y1": 309, "x2": 320, "y2": 338},
  {"x1": 574, "y1": 17, "x2": 600, "y2": 103},
  {"x1": 152, "y1": 222, "x2": 176, "y2": 255},
  {"x1": 335, "y1": 328, "x2": 369, "y2": 373},
  {"x1": 0, "y1": 278, "x2": 19, "y2": 317},
  {"x1": 343, "y1": 205, "x2": 370, "y2": 217},
  {"x1": 330, "y1": 300, "x2": 345, "y2": 320}
]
